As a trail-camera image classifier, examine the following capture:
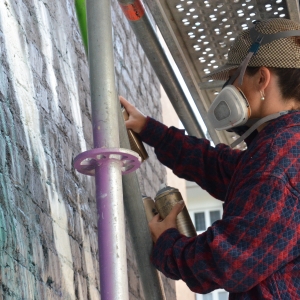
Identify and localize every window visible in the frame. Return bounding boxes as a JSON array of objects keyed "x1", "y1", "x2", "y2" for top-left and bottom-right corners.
[
  {"x1": 195, "y1": 290, "x2": 229, "y2": 300},
  {"x1": 195, "y1": 212, "x2": 206, "y2": 231},
  {"x1": 195, "y1": 294, "x2": 212, "y2": 300},
  {"x1": 203, "y1": 294, "x2": 213, "y2": 300},
  {"x1": 218, "y1": 291, "x2": 229, "y2": 300},
  {"x1": 210, "y1": 210, "x2": 221, "y2": 224},
  {"x1": 193, "y1": 209, "x2": 221, "y2": 232}
]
